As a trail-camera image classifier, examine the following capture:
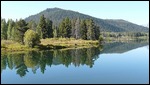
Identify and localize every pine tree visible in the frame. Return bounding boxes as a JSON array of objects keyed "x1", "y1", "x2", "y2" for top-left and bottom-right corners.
[
  {"x1": 80, "y1": 19, "x2": 87, "y2": 40},
  {"x1": 53, "y1": 25, "x2": 58, "y2": 38},
  {"x1": 86, "y1": 19, "x2": 96, "y2": 40},
  {"x1": 94, "y1": 25, "x2": 100, "y2": 40},
  {"x1": 59, "y1": 19, "x2": 66, "y2": 37},
  {"x1": 71, "y1": 18, "x2": 77, "y2": 38},
  {"x1": 1, "y1": 19, "x2": 7, "y2": 40},
  {"x1": 16, "y1": 19, "x2": 29, "y2": 44},
  {"x1": 46, "y1": 19, "x2": 53, "y2": 38},
  {"x1": 65, "y1": 17, "x2": 72, "y2": 38},
  {"x1": 38, "y1": 15, "x2": 47, "y2": 39},
  {"x1": 7, "y1": 19, "x2": 15, "y2": 40},
  {"x1": 11, "y1": 27, "x2": 16, "y2": 40},
  {"x1": 74, "y1": 18, "x2": 81, "y2": 39}
]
